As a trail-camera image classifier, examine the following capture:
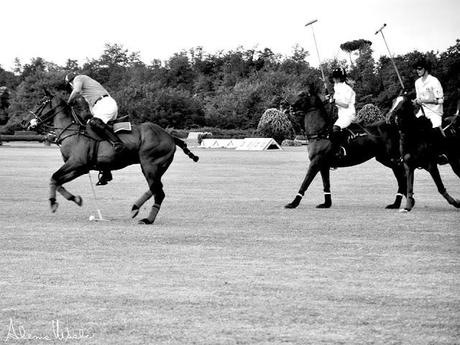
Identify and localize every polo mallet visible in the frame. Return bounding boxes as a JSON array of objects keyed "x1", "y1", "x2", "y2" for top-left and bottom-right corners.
[
  {"x1": 305, "y1": 19, "x2": 329, "y2": 94},
  {"x1": 87, "y1": 172, "x2": 108, "y2": 221},
  {"x1": 375, "y1": 23, "x2": 405, "y2": 90}
]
